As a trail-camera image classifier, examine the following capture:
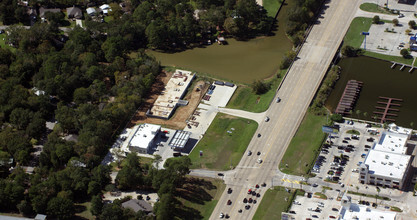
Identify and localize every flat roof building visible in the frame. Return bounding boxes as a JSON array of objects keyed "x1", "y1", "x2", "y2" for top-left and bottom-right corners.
[
  {"x1": 339, "y1": 194, "x2": 397, "y2": 220},
  {"x1": 360, "y1": 130, "x2": 412, "y2": 189},
  {"x1": 128, "y1": 124, "x2": 161, "y2": 154},
  {"x1": 373, "y1": 131, "x2": 409, "y2": 154},
  {"x1": 147, "y1": 70, "x2": 195, "y2": 119},
  {"x1": 169, "y1": 130, "x2": 191, "y2": 151}
]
